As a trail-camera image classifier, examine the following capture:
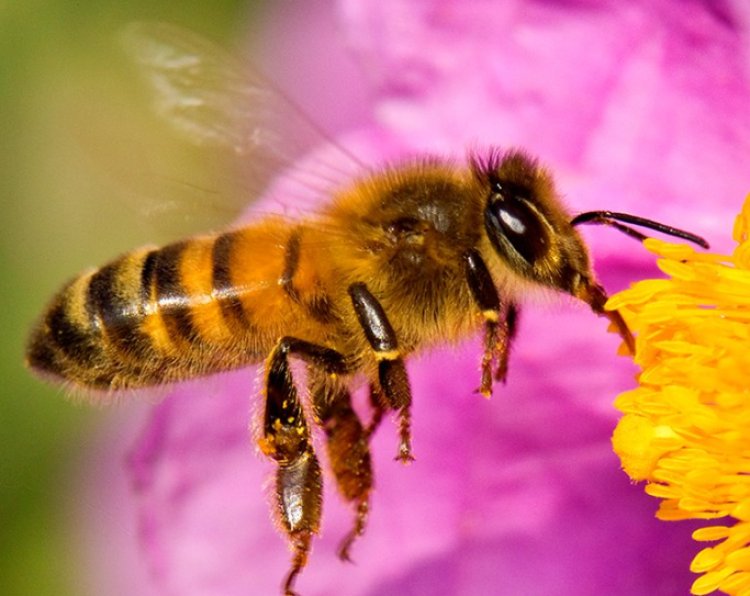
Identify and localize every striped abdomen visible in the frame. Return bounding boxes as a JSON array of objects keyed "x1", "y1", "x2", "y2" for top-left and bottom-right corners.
[{"x1": 26, "y1": 220, "x2": 326, "y2": 391}]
